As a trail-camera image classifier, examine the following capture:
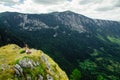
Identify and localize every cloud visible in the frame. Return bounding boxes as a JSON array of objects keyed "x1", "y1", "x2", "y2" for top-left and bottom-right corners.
[
  {"x1": 113, "y1": 0, "x2": 120, "y2": 7},
  {"x1": 95, "y1": 7, "x2": 114, "y2": 11},
  {"x1": 0, "y1": 0, "x2": 120, "y2": 21},
  {"x1": 0, "y1": 3, "x2": 18, "y2": 12},
  {"x1": 32, "y1": 0, "x2": 68, "y2": 5},
  {"x1": 79, "y1": 0, "x2": 102, "y2": 5},
  {"x1": 0, "y1": 0, "x2": 24, "y2": 6}
]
